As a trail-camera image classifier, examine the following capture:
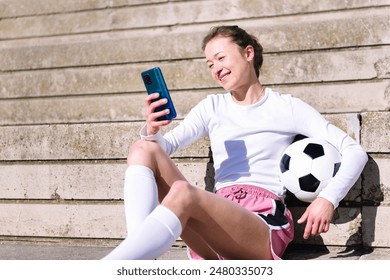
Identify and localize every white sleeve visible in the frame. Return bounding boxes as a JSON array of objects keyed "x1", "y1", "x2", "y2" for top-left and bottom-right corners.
[
  {"x1": 139, "y1": 97, "x2": 210, "y2": 156},
  {"x1": 316, "y1": 124, "x2": 368, "y2": 208},
  {"x1": 139, "y1": 124, "x2": 168, "y2": 151},
  {"x1": 291, "y1": 97, "x2": 368, "y2": 208}
]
